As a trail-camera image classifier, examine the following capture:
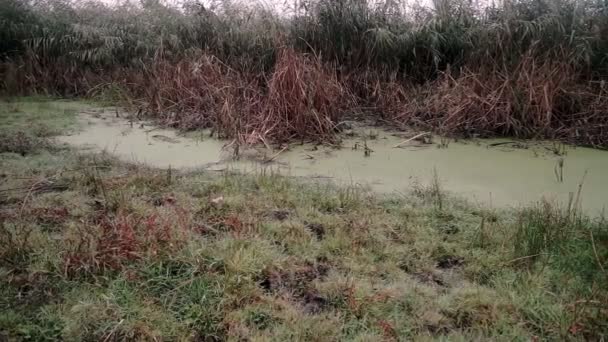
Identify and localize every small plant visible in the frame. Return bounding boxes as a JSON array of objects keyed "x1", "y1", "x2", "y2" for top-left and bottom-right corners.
[
  {"x1": 366, "y1": 130, "x2": 378, "y2": 140},
  {"x1": 245, "y1": 310, "x2": 276, "y2": 331},
  {"x1": 513, "y1": 200, "x2": 573, "y2": 263},
  {"x1": 549, "y1": 142, "x2": 568, "y2": 156},
  {"x1": 554, "y1": 158, "x2": 564, "y2": 183},
  {"x1": 363, "y1": 139, "x2": 373, "y2": 157},
  {"x1": 431, "y1": 167, "x2": 443, "y2": 211},
  {"x1": 63, "y1": 208, "x2": 192, "y2": 277},
  {"x1": 475, "y1": 216, "x2": 487, "y2": 248},
  {"x1": 337, "y1": 184, "x2": 363, "y2": 210},
  {"x1": 0, "y1": 220, "x2": 33, "y2": 268}
]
